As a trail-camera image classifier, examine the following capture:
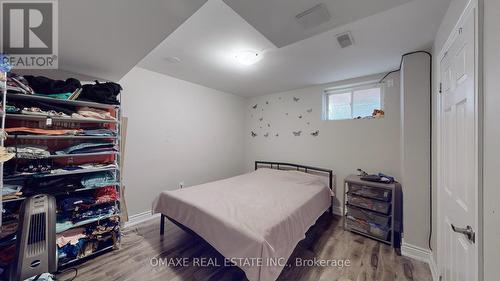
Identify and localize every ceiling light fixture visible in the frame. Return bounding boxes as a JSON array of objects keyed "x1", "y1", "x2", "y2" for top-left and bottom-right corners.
[{"x1": 234, "y1": 50, "x2": 262, "y2": 65}]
